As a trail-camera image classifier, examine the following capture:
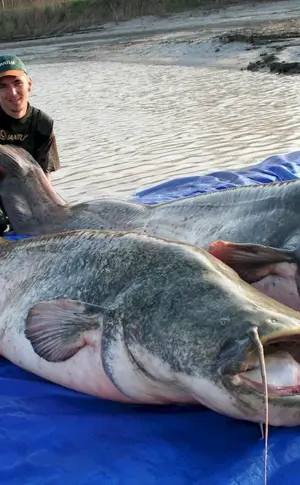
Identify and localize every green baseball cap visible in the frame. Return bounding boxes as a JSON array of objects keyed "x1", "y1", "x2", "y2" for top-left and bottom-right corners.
[{"x1": 0, "y1": 54, "x2": 27, "y2": 78}]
